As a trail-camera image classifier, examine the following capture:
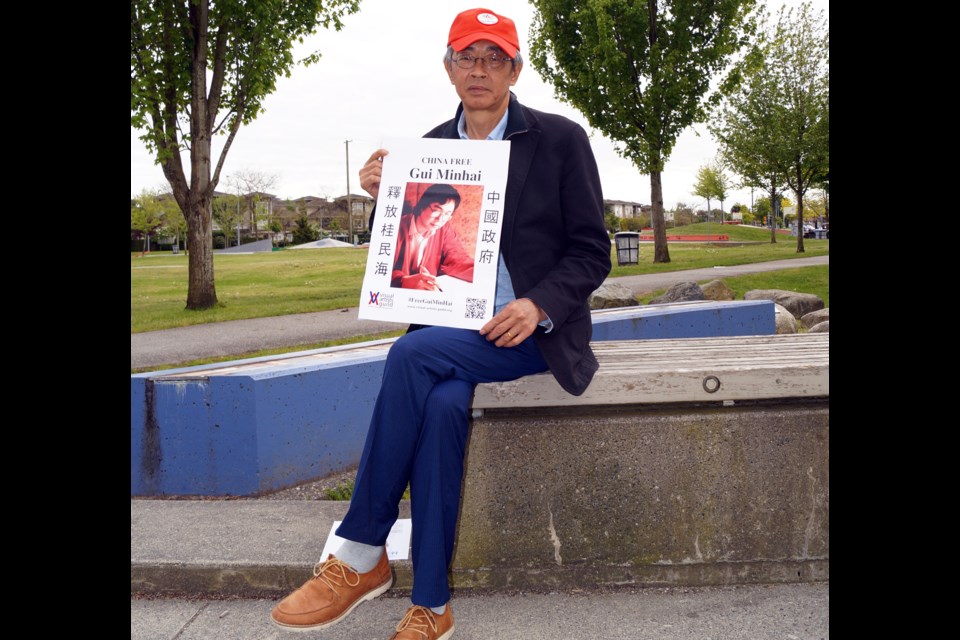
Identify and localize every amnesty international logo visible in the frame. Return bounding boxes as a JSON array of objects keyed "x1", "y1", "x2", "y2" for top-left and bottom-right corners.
[{"x1": 367, "y1": 291, "x2": 394, "y2": 308}]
